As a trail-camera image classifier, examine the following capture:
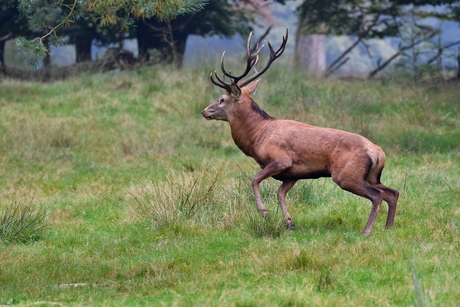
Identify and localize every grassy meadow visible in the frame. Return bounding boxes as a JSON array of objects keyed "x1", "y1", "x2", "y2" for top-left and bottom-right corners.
[{"x1": 0, "y1": 61, "x2": 459, "y2": 306}]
